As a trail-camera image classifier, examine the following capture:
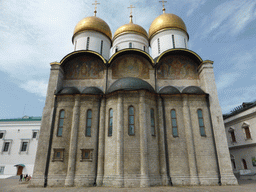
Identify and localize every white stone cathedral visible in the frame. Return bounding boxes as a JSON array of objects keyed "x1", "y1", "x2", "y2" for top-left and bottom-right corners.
[{"x1": 29, "y1": 3, "x2": 238, "y2": 188}]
